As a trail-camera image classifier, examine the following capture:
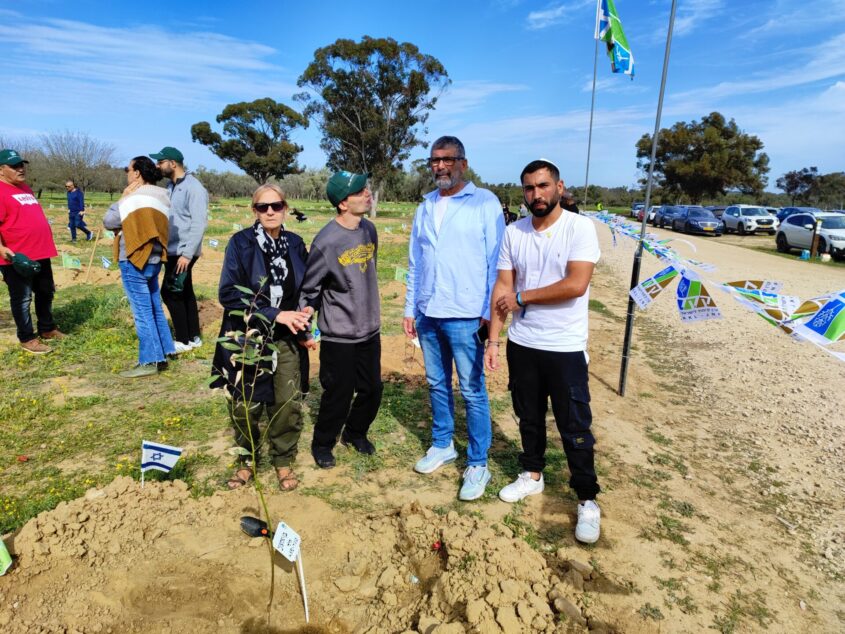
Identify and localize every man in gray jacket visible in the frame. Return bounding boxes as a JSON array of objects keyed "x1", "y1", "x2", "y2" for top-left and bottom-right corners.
[
  {"x1": 150, "y1": 146, "x2": 208, "y2": 353},
  {"x1": 299, "y1": 171, "x2": 382, "y2": 469}
]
